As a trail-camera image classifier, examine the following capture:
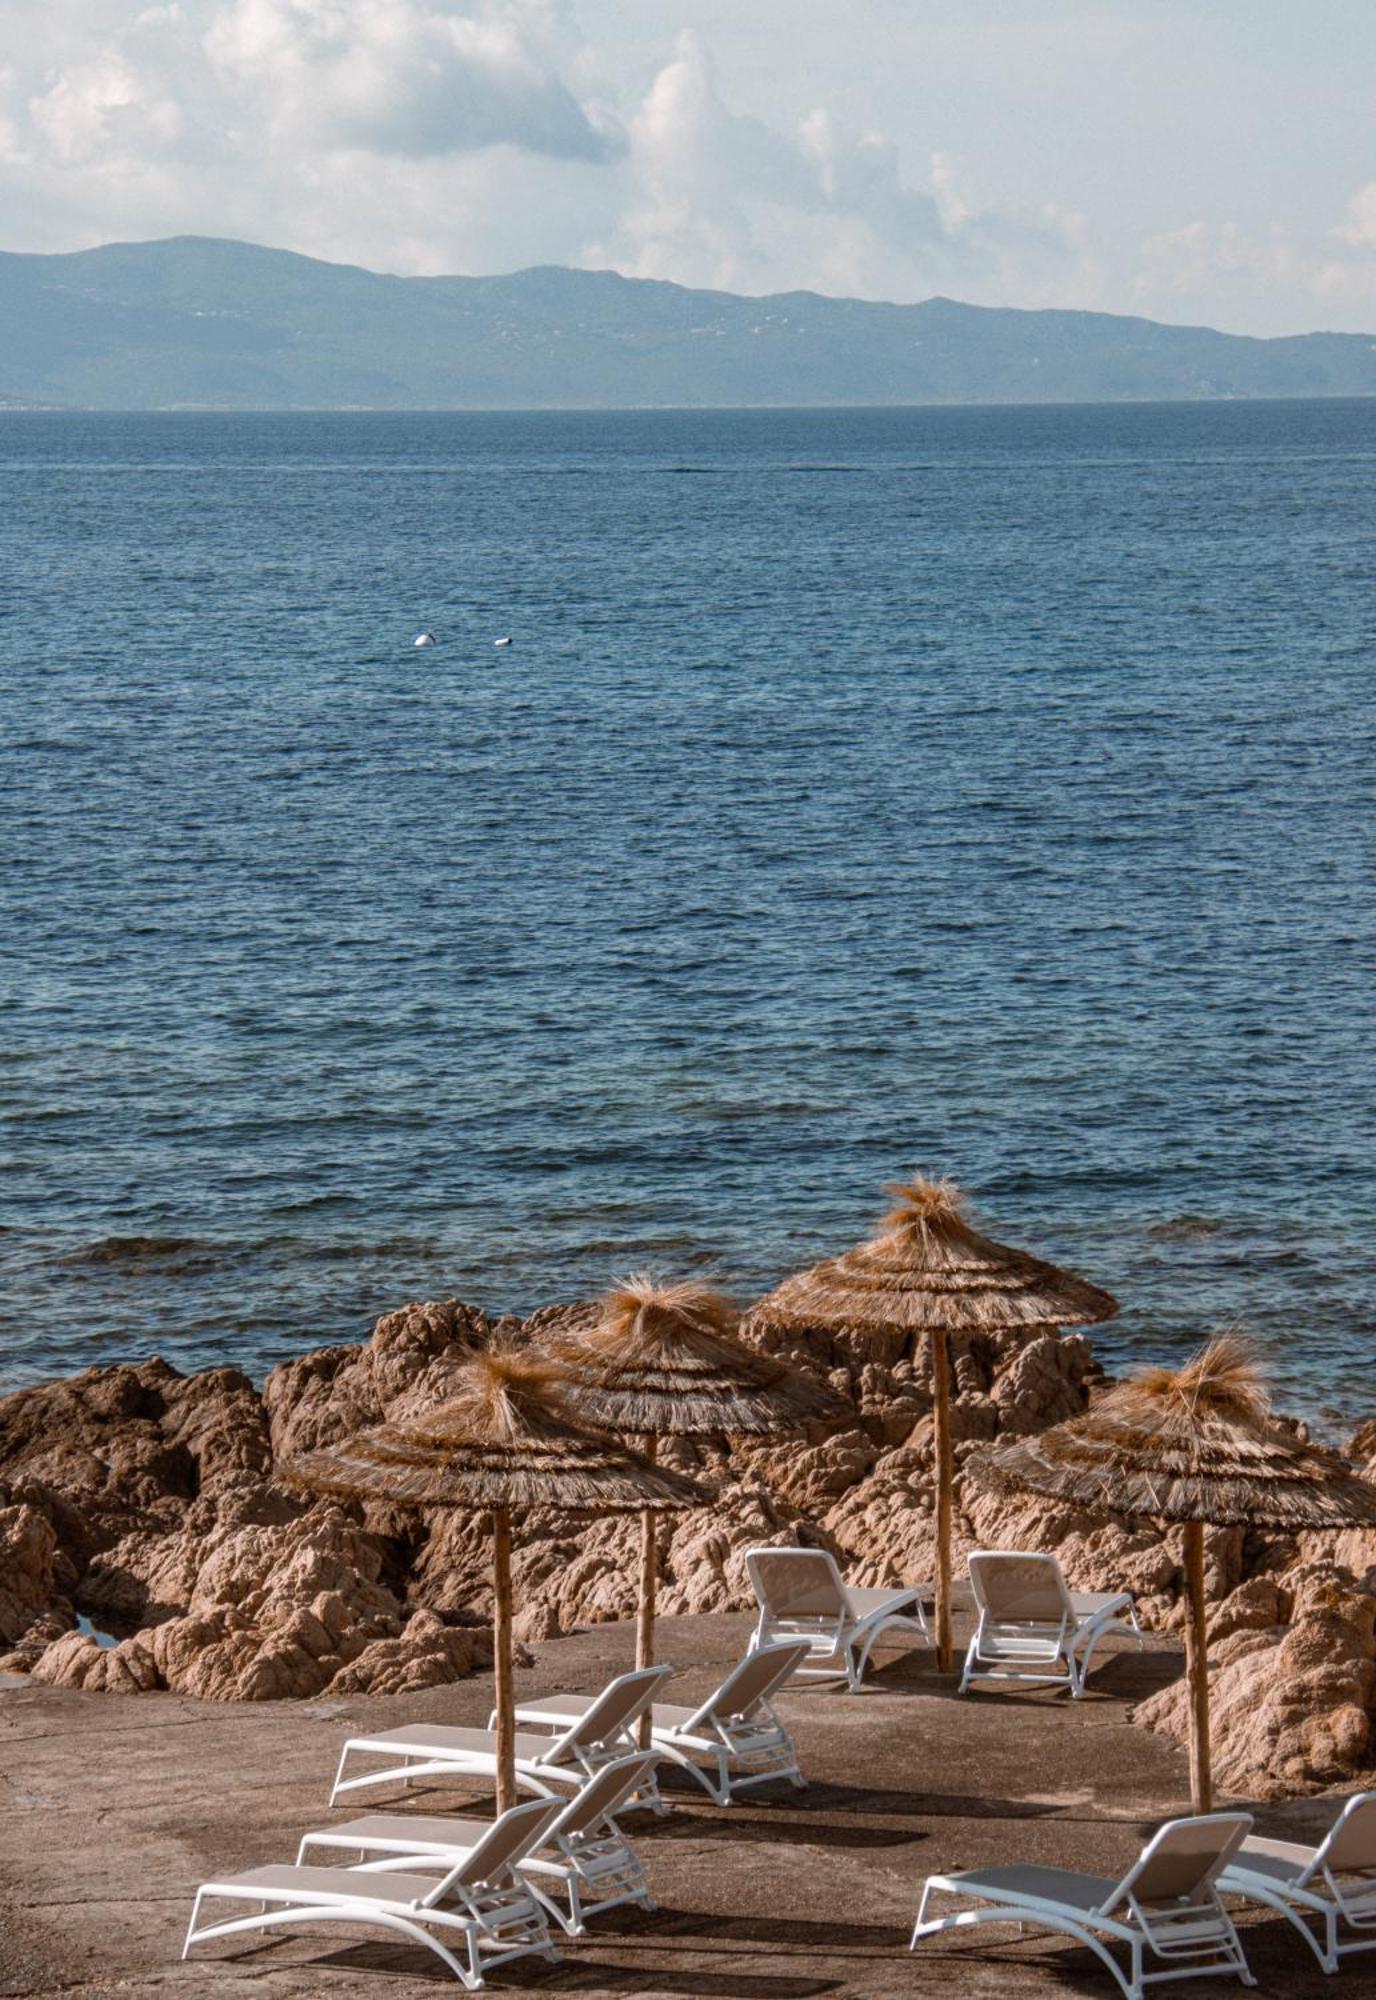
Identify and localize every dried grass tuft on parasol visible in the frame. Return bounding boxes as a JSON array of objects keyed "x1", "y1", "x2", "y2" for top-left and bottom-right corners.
[
  {"x1": 542, "y1": 1276, "x2": 849, "y2": 1691},
  {"x1": 281, "y1": 1345, "x2": 704, "y2": 1812},
  {"x1": 969, "y1": 1334, "x2": 1376, "y2": 1811},
  {"x1": 745, "y1": 1176, "x2": 1118, "y2": 1669}
]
